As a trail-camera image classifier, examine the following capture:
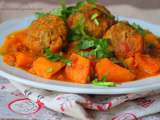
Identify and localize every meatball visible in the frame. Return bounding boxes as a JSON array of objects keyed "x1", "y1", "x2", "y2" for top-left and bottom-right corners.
[
  {"x1": 104, "y1": 22, "x2": 144, "y2": 59},
  {"x1": 67, "y1": 3, "x2": 115, "y2": 38},
  {"x1": 25, "y1": 15, "x2": 67, "y2": 55}
]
